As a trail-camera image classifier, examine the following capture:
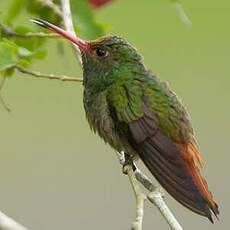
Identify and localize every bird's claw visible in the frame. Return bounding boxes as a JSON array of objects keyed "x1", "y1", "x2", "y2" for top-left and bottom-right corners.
[{"x1": 122, "y1": 155, "x2": 136, "y2": 175}]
